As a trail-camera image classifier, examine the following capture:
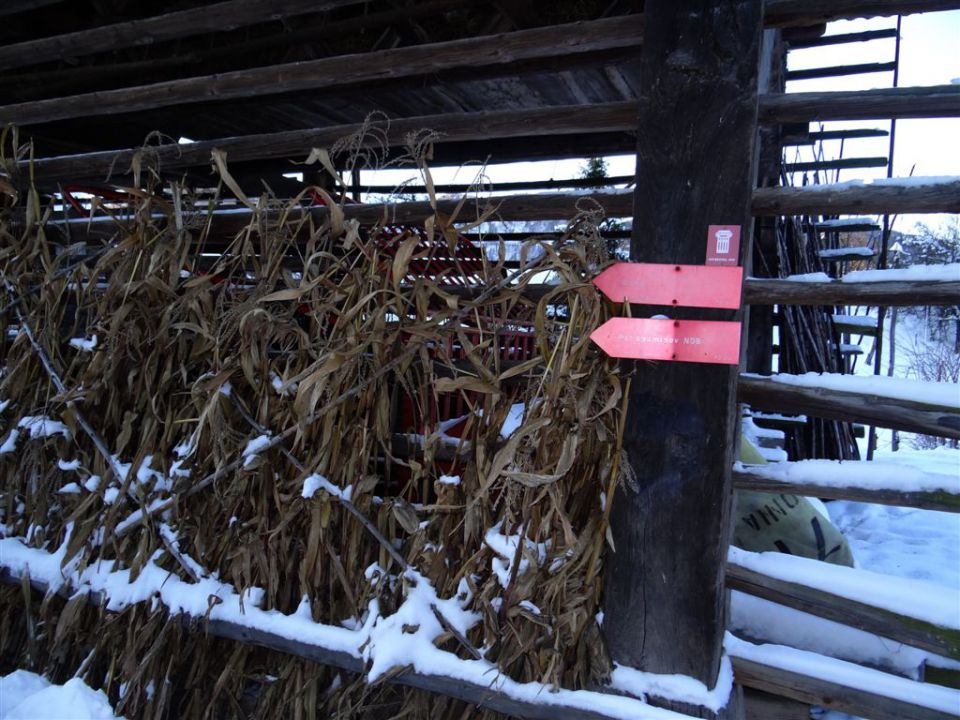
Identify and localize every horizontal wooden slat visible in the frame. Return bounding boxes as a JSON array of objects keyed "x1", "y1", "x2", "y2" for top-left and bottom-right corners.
[
  {"x1": 732, "y1": 463, "x2": 959, "y2": 512},
  {"x1": 731, "y1": 656, "x2": 957, "y2": 720},
  {"x1": 785, "y1": 61, "x2": 897, "y2": 82},
  {"x1": 0, "y1": 0, "x2": 369, "y2": 71},
  {"x1": 0, "y1": 0, "x2": 63, "y2": 15},
  {"x1": 763, "y1": 0, "x2": 960, "y2": 28},
  {"x1": 736, "y1": 374, "x2": 960, "y2": 439},
  {"x1": 760, "y1": 84, "x2": 960, "y2": 123},
  {"x1": 743, "y1": 278, "x2": 960, "y2": 306},
  {"x1": 24, "y1": 103, "x2": 638, "y2": 181},
  {"x1": 0, "y1": 567, "x2": 695, "y2": 720},
  {"x1": 785, "y1": 27, "x2": 899, "y2": 49},
  {"x1": 751, "y1": 178, "x2": 960, "y2": 215},
  {"x1": 726, "y1": 560, "x2": 959, "y2": 659},
  {"x1": 783, "y1": 156, "x2": 888, "y2": 173},
  {"x1": 784, "y1": 127, "x2": 890, "y2": 146},
  {"x1": 0, "y1": 16, "x2": 644, "y2": 127}
]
